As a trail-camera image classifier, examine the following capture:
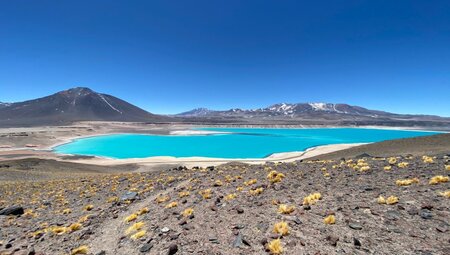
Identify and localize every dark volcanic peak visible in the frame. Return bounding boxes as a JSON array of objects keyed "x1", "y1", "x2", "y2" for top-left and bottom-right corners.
[{"x1": 0, "y1": 87, "x2": 170, "y2": 126}]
